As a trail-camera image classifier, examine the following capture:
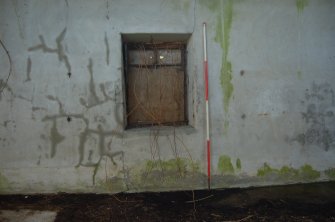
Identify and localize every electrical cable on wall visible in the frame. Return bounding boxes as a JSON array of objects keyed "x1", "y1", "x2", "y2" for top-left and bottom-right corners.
[{"x1": 0, "y1": 39, "x2": 12, "y2": 94}]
